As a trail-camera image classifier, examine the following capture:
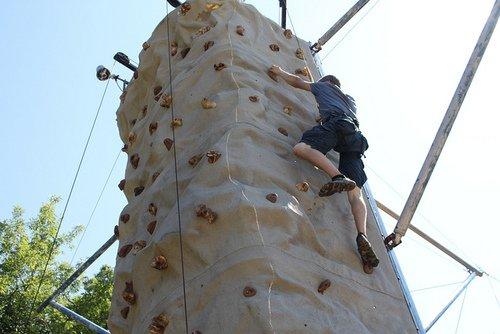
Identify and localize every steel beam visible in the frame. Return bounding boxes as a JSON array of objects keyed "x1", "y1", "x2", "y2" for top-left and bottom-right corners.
[
  {"x1": 37, "y1": 234, "x2": 118, "y2": 312},
  {"x1": 387, "y1": 0, "x2": 500, "y2": 248},
  {"x1": 311, "y1": 0, "x2": 371, "y2": 52},
  {"x1": 49, "y1": 300, "x2": 110, "y2": 334},
  {"x1": 279, "y1": 0, "x2": 287, "y2": 29}
]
